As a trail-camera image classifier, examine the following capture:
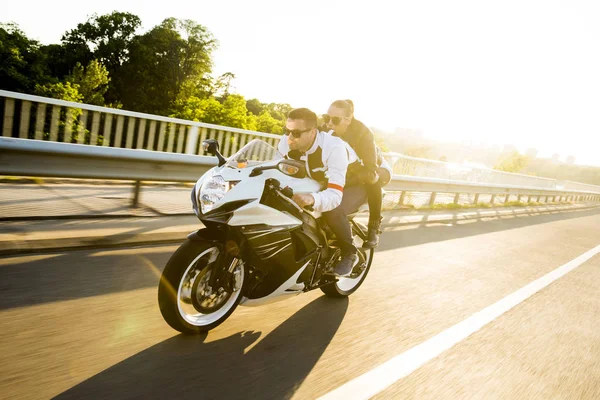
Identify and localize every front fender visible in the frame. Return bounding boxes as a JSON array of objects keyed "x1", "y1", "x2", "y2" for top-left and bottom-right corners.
[{"x1": 187, "y1": 227, "x2": 226, "y2": 242}]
